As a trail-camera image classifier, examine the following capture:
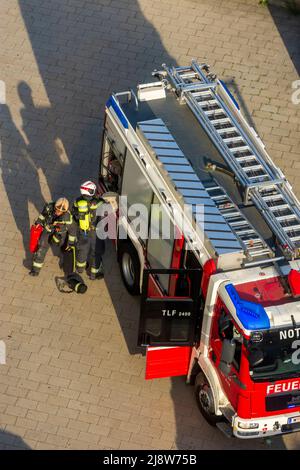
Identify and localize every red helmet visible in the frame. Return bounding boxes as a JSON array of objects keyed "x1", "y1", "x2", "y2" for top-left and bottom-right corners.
[{"x1": 80, "y1": 181, "x2": 96, "y2": 197}]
